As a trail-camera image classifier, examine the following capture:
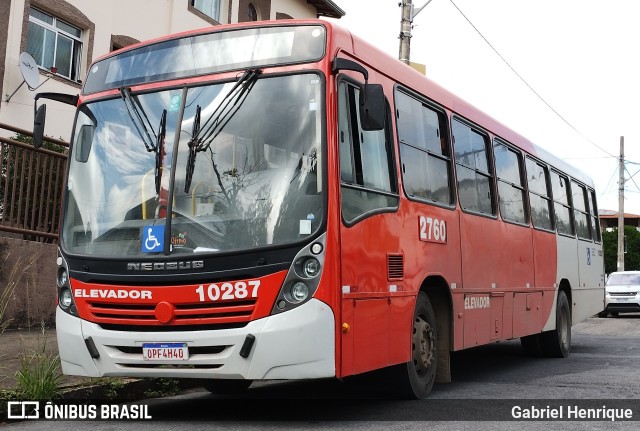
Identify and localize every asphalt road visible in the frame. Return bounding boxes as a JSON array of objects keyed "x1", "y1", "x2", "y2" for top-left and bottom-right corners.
[{"x1": 4, "y1": 315, "x2": 640, "y2": 430}]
